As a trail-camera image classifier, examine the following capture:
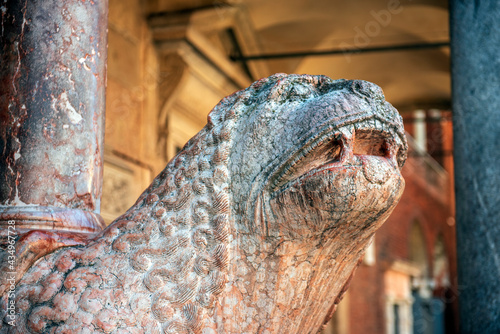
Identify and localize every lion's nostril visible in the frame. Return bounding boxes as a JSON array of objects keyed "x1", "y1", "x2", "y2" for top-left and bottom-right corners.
[{"x1": 353, "y1": 130, "x2": 389, "y2": 158}]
